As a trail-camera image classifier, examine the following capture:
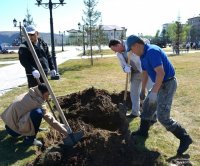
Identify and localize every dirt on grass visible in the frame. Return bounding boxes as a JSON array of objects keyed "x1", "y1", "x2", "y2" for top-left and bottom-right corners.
[{"x1": 30, "y1": 87, "x2": 164, "y2": 166}]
